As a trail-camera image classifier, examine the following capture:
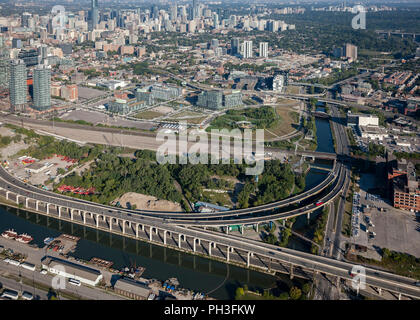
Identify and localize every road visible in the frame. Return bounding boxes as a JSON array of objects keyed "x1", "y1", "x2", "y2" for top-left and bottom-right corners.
[{"x1": 0, "y1": 260, "x2": 125, "y2": 300}]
